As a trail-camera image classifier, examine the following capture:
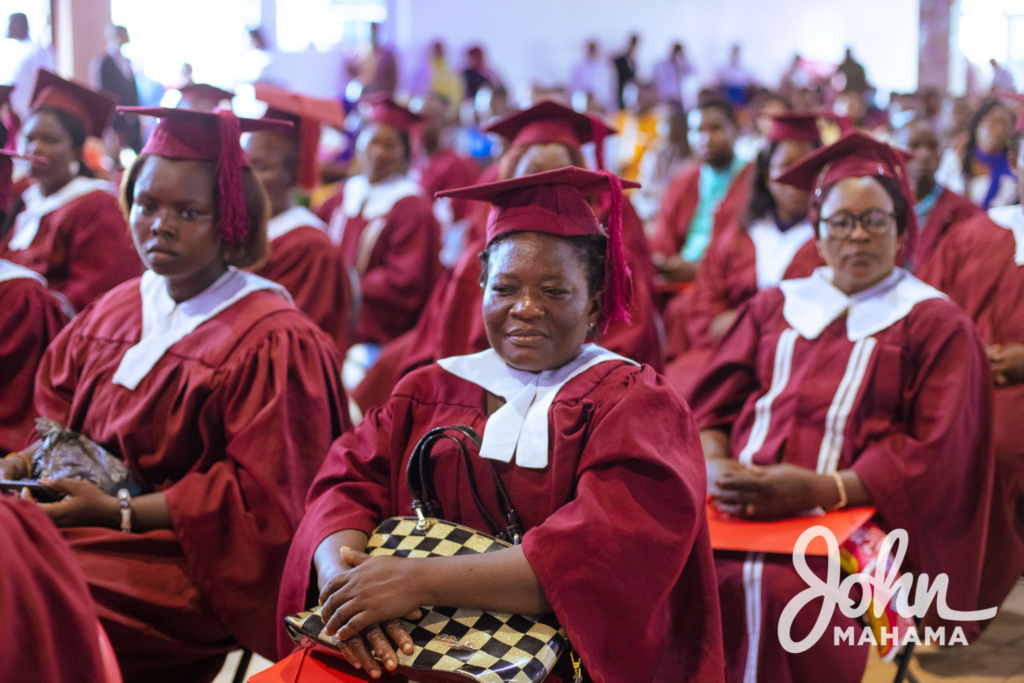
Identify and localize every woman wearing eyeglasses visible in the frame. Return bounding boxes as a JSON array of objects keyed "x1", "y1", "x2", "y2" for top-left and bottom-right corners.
[{"x1": 687, "y1": 132, "x2": 1017, "y2": 683}]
